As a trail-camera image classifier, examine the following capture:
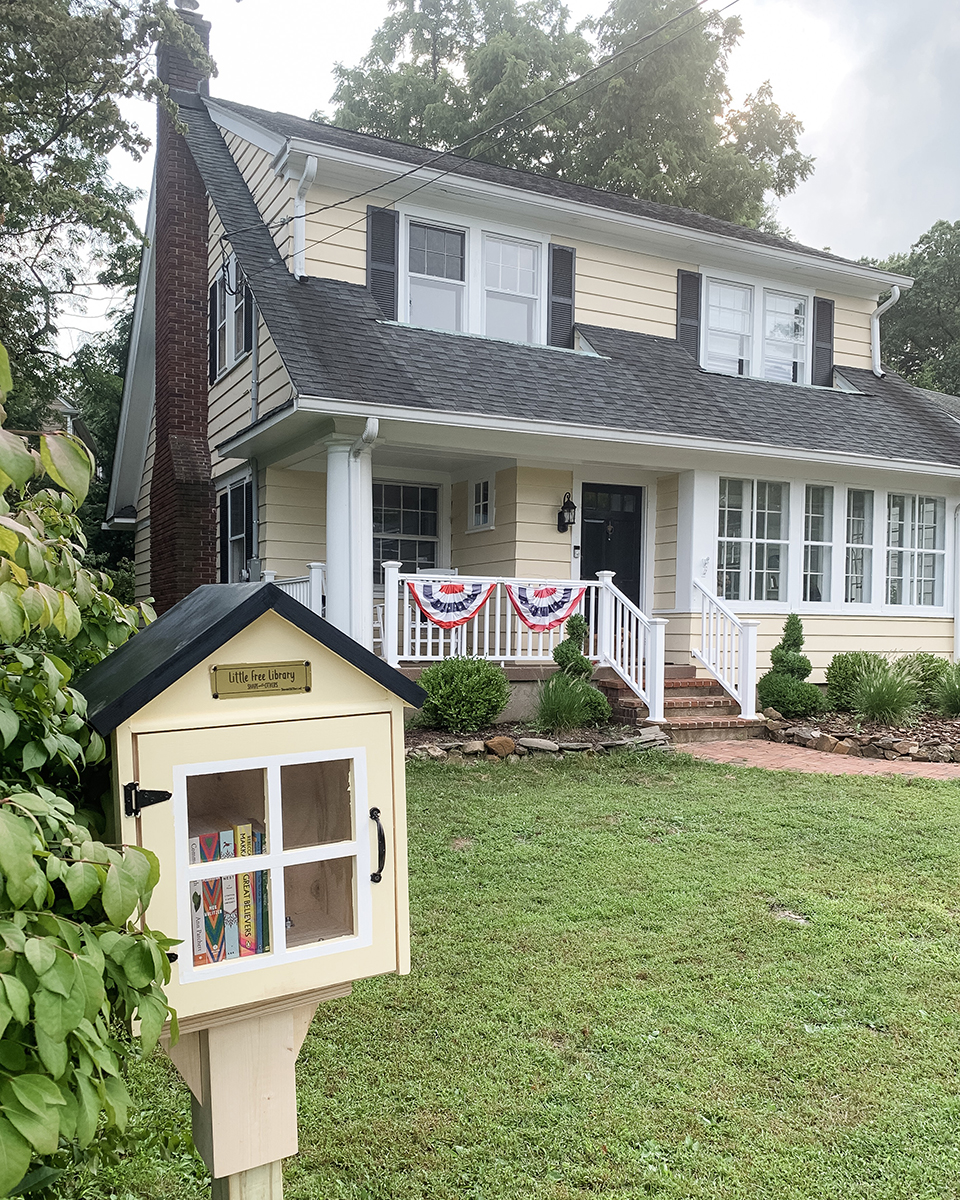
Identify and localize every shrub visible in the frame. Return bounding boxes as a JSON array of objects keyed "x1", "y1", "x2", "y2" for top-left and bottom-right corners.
[
  {"x1": 935, "y1": 663, "x2": 960, "y2": 716},
  {"x1": 897, "y1": 651, "x2": 950, "y2": 709},
  {"x1": 756, "y1": 614, "x2": 824, "y2": 718},
  {"x1": 853, "y1": 659, "x2": 919, "y2": 724},
  {"x1": 563, "y1": 613, "x2": 589, "y2": 649},
  {"x1": 825, "y1": 651, "x2": 886, "y2": 711},
  {"x1": 418, "y1": 657, "x2": 509, "y2": 732},
  {"x1": 536, "y1": 673, "x2": 610, "y2": 734},
  {"x1": 552, "y1": 636, "x2": 593, "y2": 680}
]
